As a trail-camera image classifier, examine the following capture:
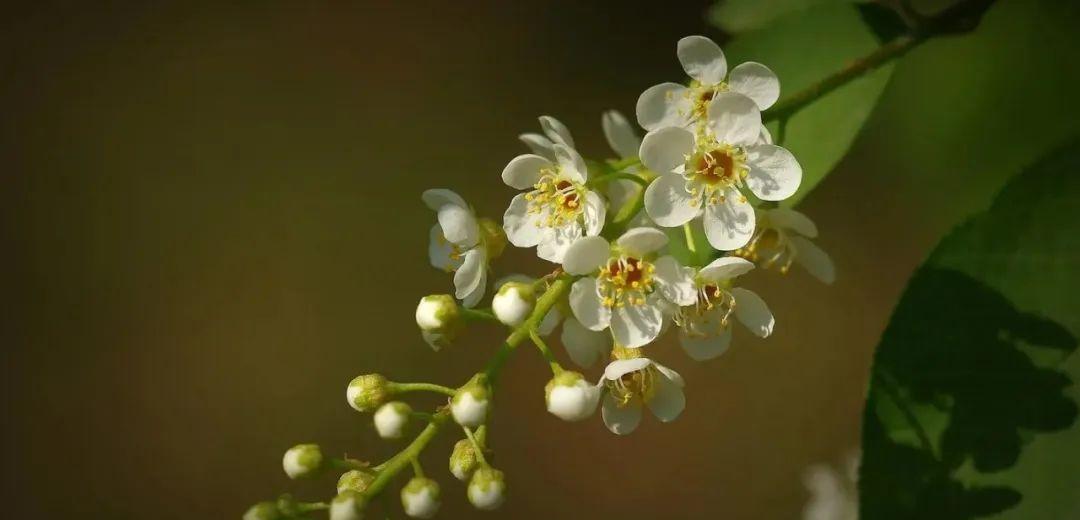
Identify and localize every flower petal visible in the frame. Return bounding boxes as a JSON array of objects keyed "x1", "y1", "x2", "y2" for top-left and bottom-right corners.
[
  {"x1": 640, "y1": 126, "x2": 694, "y2": 174},
  {"x1": 703, "y1": 188, "x2": 755, "y2": 250},
  {"x1": 539, "y1": 115, "x2": 574, "y2": 148},
  {"x1": 518, "y1": 133, "x2": 555, "y2": 160},
  {"x1": 501, "y1": 154, "x2": 552, "y2": 190},
  {"x1": 727, "y1": 62, "x2": 780, "y2": 110},
  {"x1": 677, "y1": 35, "x2": 727, "y2": 84},
  {"x1": 554, "y1": 144, "x2": 588, "y2": 183},
  {"x1": 560, "y1": 316, "x2": 611, "y2": 368},
  {"x1": 647, "y1": 373, "x2": 686, "y2": 422},
  {"x1": 461, "y1": 263, "x2": 487, "y2": 308},
  {"x1": 454, "y1": 248, "x2": 486, "y2": 303},
  {"x1": 790, "y1": 235, "x2": 836, "y2": 284},
  {"x1": 636, "y1": 82, "x2": 692, "y2": 131},
  {"x1": 698, "y1": 256, "x2": 755, "y2": 282},
  {"x1": 653, "y1": 361, "x2": 685, "y2": 388},
  {"x1": 562, "y1": 235, "x2": 610, "y2": 275},
  {"x1": 757, "y1": 125, "x2": 773, "y2": 145},
  {"x1": 644, "y1": 173, "x2": 702, "y2": 227},
  {"x1": 707, "y1": 92, "x2": 762, "y2": 146},
  {"x1": 536, "y1": 223, "x2": 583, "y2": 264},
  {"x1": 602, "y1": 110, "x2": 641, "y2": 159},
  {"x1": 680, "y1": 326, "x2": 732, "y2": 361},
  {"x1": 602, "y1": 394, "x2": 642, "y2": 435},
  {"x1": 502, "y1": 193, "x2": 544, "y2": 247},
  {"x1": 653, "y1": 255, "x2": 697, "y2": 306},
  {"x1": 764, "y1": 208, "x2": 818, "y2": 238},
  {"x1": 583, "y1": 190, "x2": 606, "y2": 236},
  {"x1": 570, "y1": 277, "x2": 612, "y2": 331},
  {"x1": 616, "y1": 227, "x2": 668, "y2": 257},
  {"x1": 421, "y1": 188, "x2": 467, "y2": 211},
  {"x1": 730, "y1": 287, "x2": 774, "y2": 337},
  {"x1": 428, "y1": 224, "x2": 461, "y2": 272},
  {"x1": 746, "y1": 144, "x2": 802, "y2": 201},
  {"x1": 437, "y1": 203, "x2": 479, "y2": 246},
  {"x1": 603, "y1": 358, "x2": 653, "y2": 381},
  {"x1": 611, "y1": 301, "x2": 664, "y2": 348}
]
